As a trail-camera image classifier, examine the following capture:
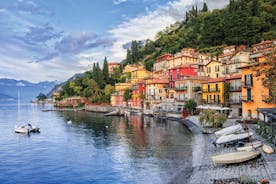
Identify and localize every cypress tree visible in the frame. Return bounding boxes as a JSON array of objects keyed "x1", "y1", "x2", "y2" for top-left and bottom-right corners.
[
  {"x1": 202, "y1": 2, "x2": 208, "y2": 12},
  {"x1": 102, "y1": 56, "x2": 109, "y2": 84}
]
